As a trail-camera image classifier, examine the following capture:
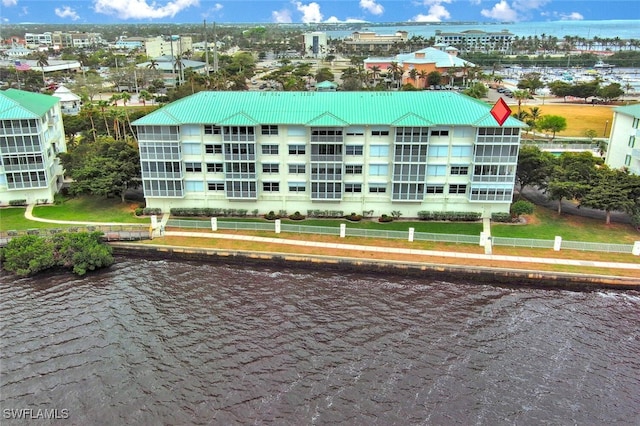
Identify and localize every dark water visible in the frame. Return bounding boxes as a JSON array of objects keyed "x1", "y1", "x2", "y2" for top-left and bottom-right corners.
[{"x1": 1, "y1": 258, "x2": 640, "y2": 425}]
